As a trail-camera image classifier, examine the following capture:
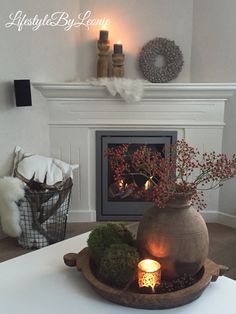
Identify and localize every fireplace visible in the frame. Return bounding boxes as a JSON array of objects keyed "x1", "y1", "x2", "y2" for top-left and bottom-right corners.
[
  {"x1": 96, "y1": 131, "x2": 177, "y2": 220},
  {"x1": 34, "y1": 82, "x2": 236, "y2": 223}
]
